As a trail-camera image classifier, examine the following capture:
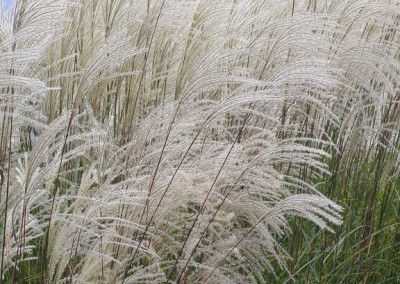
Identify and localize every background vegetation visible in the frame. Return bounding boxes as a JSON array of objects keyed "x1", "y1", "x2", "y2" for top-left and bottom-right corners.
[{"x1": 0, "y1": 0, "x2": 399, "y2": 283}]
